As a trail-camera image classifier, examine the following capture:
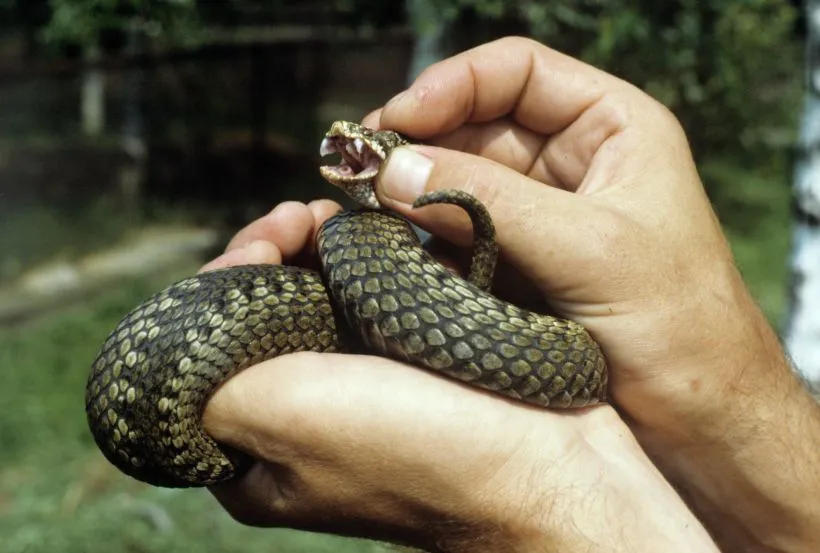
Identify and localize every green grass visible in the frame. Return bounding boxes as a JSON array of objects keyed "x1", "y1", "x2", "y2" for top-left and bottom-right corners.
[
  {"x1": 0, "y1": 156, "x2": 790, "y2": 552},
  {"x1": 0, "y1": 195, "x2": 210, "y2": 285},
  {"x1": 0, "y1": 269, "x2": 393, "y2": 553},
  {"x1": 701, "y1": 156, "x2": 791, "y2": 324}
]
